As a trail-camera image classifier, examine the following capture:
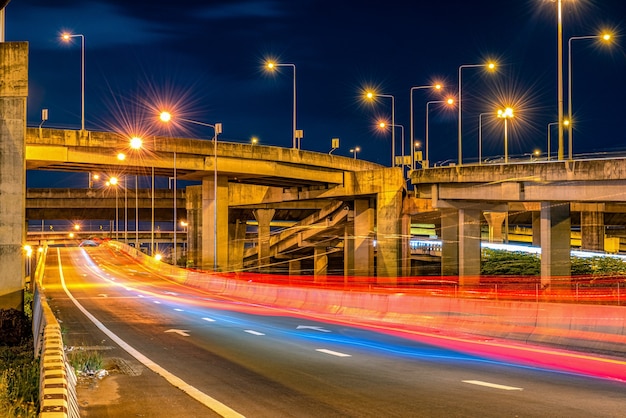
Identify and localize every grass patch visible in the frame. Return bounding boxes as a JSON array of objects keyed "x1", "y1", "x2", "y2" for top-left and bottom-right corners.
[{"x1": 67, "y1": 348, "x2": 104, "y2": 376}]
